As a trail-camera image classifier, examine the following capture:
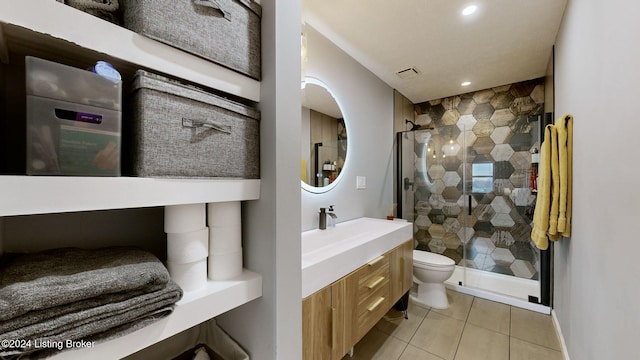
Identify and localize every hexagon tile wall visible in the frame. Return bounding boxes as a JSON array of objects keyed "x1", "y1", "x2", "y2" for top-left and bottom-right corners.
[{"x1": 412, "y1": 78, "x2": 544, "y2": 280}]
